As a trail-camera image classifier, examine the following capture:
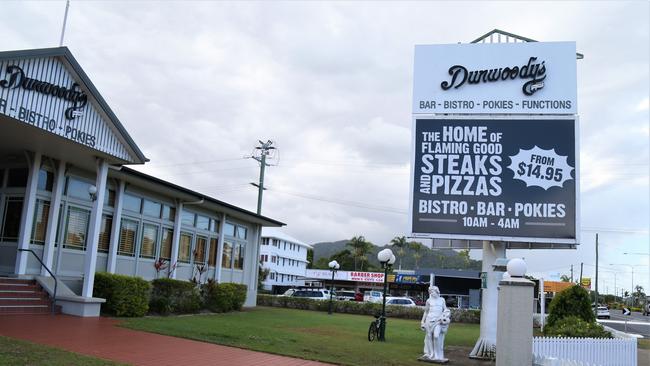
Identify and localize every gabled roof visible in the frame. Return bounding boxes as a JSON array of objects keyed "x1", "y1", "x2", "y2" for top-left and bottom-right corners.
[{"x1": 0, "y1": 46, "x2": 147, "y2": 164}]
